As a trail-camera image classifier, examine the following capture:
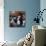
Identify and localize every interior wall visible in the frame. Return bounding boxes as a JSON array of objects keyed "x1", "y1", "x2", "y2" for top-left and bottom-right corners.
[
  {"x1": 40, "y1": 0, "x2": 46, "y2": 26},
  {"x1": 0, "y1": 0, "x2": 4, "y2": 42},
  {"x1": 4, "y1": 0, "x2": 40, "y2": 42},
  {"x1": 40, "y1": 0, "x2": 46, "y2": 45}
]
